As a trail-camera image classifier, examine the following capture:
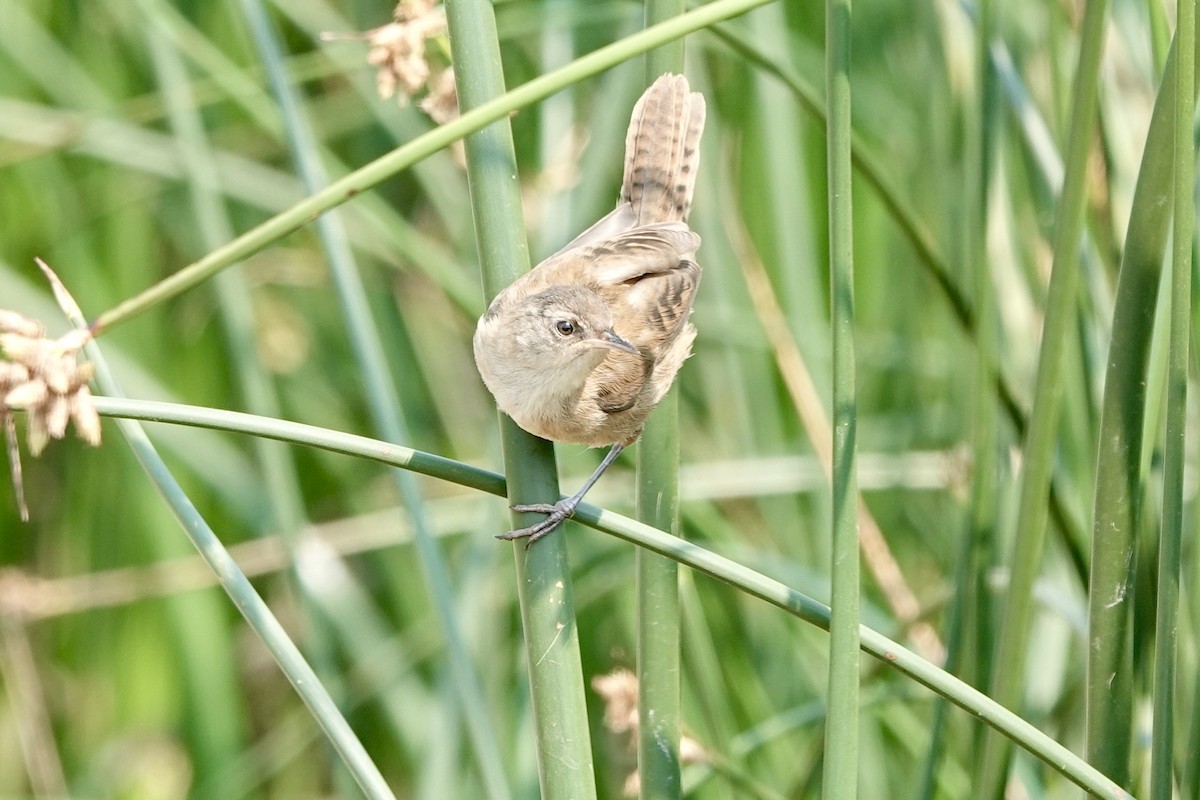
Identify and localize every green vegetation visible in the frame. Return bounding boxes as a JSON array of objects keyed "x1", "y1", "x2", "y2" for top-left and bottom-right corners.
[{"x1": 0, "y1": 1, "x2": 1196, "y2": 798}]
